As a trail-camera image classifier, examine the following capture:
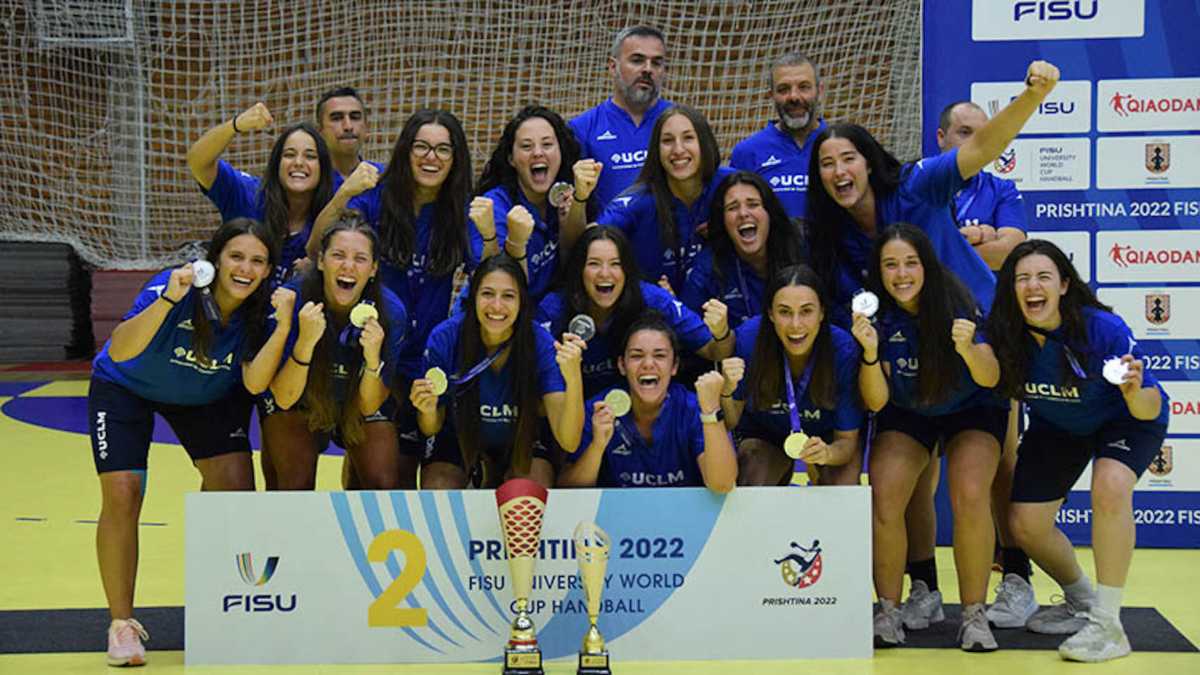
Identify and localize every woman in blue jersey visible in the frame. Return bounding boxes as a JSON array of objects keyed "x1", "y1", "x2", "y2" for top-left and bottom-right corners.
[
  {"x1": 596, "y1": 104, "x2": 735, "y2": 294},
  {"x1": 682, "y1": 170, "x2": 808, "y2": 328},
  {"x1": 805, "y1": 61, "x2": 1060, "y2": 316},
  {"x1": 187, "y1": 103, "x2": 334, "y2": 285},
  {"x1": 987, "y1": 240, "x2": 1168, "y2": 664},
  {"x1": 720, "y1": 265, "x2": 863, "y2": 487},
  {"x1": 261, "y1": 213, "x2": 409, "y2": 490},
  {"x1": 538, "y1": 226, "x2": 732, "y2": 398},
  {"x1": 410, "y1": 254, "x2": 585, "y2": 489},
  {"x1": 90, "y1": 218, "x2": 286, "y2": 666},
  {"x1": 307, "y1": 109, "x2": 474, "y2": 481},
  {"x1": 849, "y1": 224, "x2": 1004, "y2": 651},
  {"x1": 470, "y1": 104, "x2": 598, "y2": 301},
  {"x1": 559, "y1": 313, "x2": 738, "y2": 492}
]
